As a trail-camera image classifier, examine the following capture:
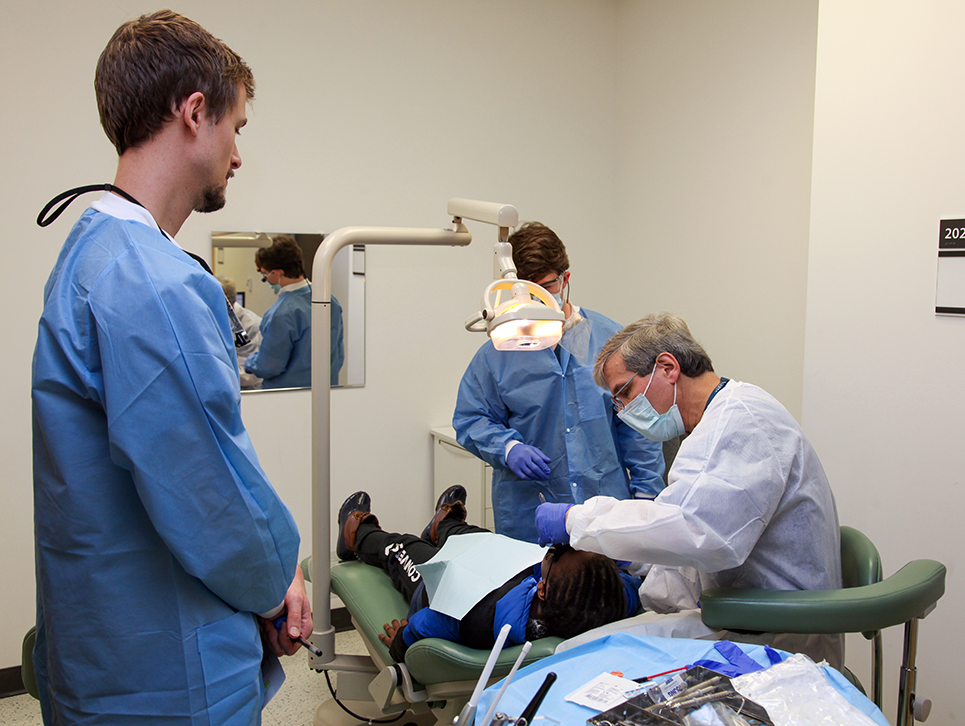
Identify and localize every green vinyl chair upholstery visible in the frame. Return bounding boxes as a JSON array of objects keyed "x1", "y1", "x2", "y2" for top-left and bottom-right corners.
[{"x1": 700, "y1": 526, "x2": 945, "y2": 726}]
